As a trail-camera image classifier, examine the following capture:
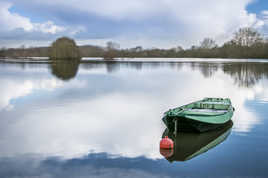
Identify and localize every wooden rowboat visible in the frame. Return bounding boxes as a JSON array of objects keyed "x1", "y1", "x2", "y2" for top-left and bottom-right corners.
[{"x1": 162, "y1": 98, "x2": 235, "y2": 133}]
